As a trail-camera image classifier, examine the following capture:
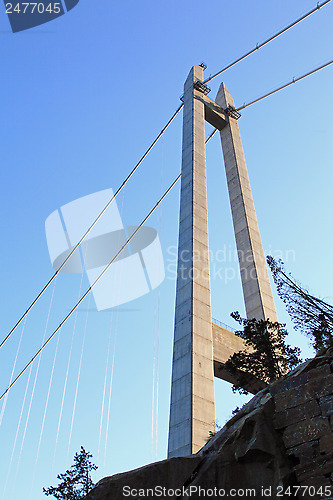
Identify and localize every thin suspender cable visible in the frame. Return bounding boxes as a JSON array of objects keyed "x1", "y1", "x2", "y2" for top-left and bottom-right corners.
[
  {"x1": 0, "y1": 316, "x2": 27, "y2": 426},
  {"x1": 9, "y1": 278, "x2": 58, "y2": 499},
  {"x1": 29, "y1": 325, "x2": 62, "y2": 498},
  {"x1": 51, "y1": 261, "x2": 86, "y2": 474},
  {"x1": 66, "y1": 293, "x2": 91, "y2": 463},
  {"x1": 98, "y1": 191, "x2": 124, "y2": 466},
  {"x1": 154, "y1": 140, "x2": 164, "y2": 460},
  {"x1": 151, "y1": 302, "x2": 159, "y2": 452},
  {"x1": 2, "y1": 0, "x2": 328, "y2": 350},
  {"x1": 103, "y1": 191, "x2": 125, "y2": 467},
  {"x1": 1, "y1": 1, "x2": 331, "y2": 353},
  {"x1": 151, "y1": 138, "x2": 164, "y2": 459},
  {"x1": 103, "y1": 324, "x2": 117, "y2": 467},
  {"x1": 0, "y1": 174, "x2": 181, "y2": 402},
  {"x1": 151, "y1": 303, "x2": 156, "y2": 459},
  {"x1": 236, "y1": 59, "x2": 333, "y2": 111},
  {"x1": 0, "y1": 104, "x2": 183, "y2": 351},
  {"x1": 8, "y1": 370, "x2": 34, "y2": 500},
  {"x1": 2, "y1": 363, "x2": 33, "y2": 500},
  {"x1": 97, "y1": 306, "x2": 114, "y2": 464},
  {"x1": 154, "y1": 254, "x2": 162, "y2": 460},
  {"x1": 155, "y1": 302, "x2": 160, "y2": 461},
  {"x1": 203, "y1": 0, "x2": 332, "y2": 84},
  {"x1": 65, "y1": 242, "x2": 89, "y2": 463}
]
